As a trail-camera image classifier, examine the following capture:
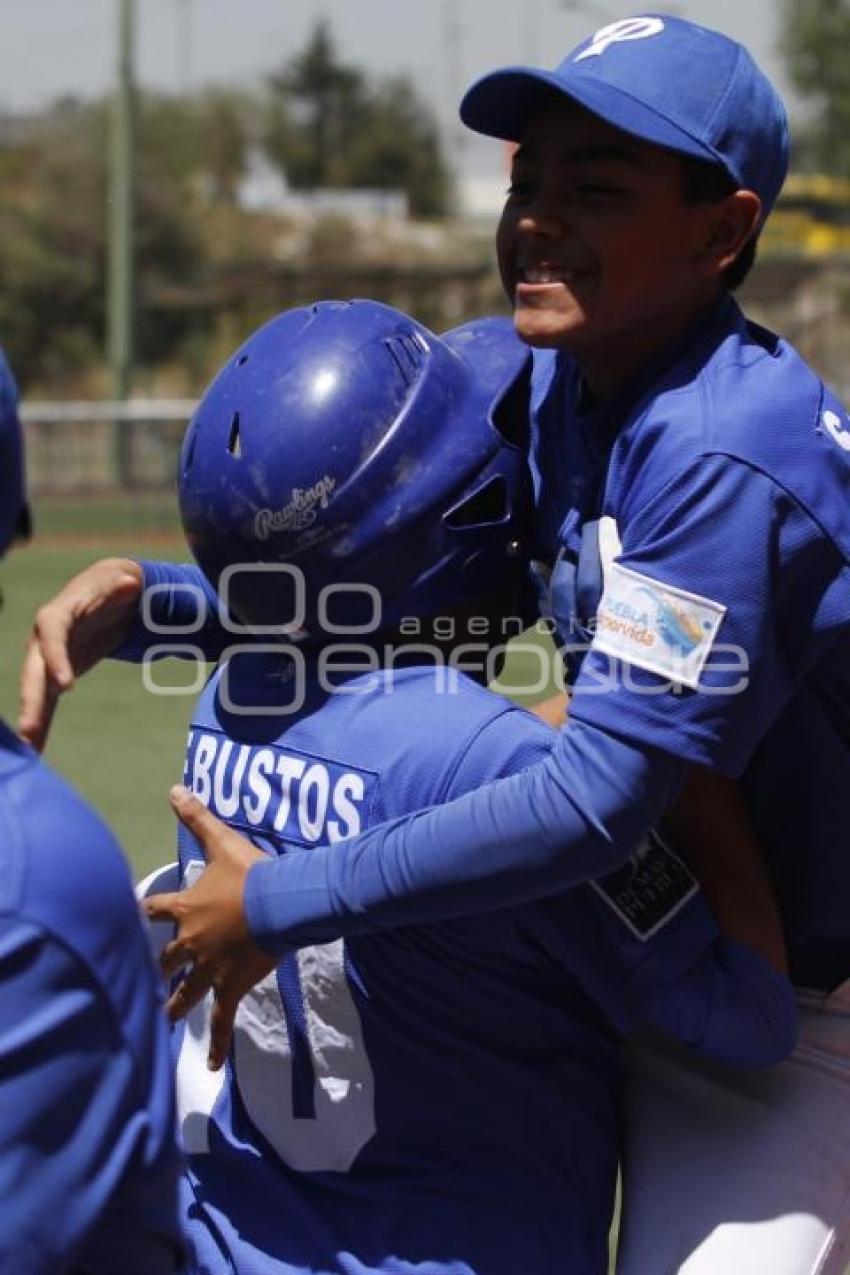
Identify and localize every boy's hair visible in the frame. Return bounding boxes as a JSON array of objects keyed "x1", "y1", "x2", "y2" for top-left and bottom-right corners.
[{"x1": 679, "y1": 156, "x2": 759, "y2": 292}]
